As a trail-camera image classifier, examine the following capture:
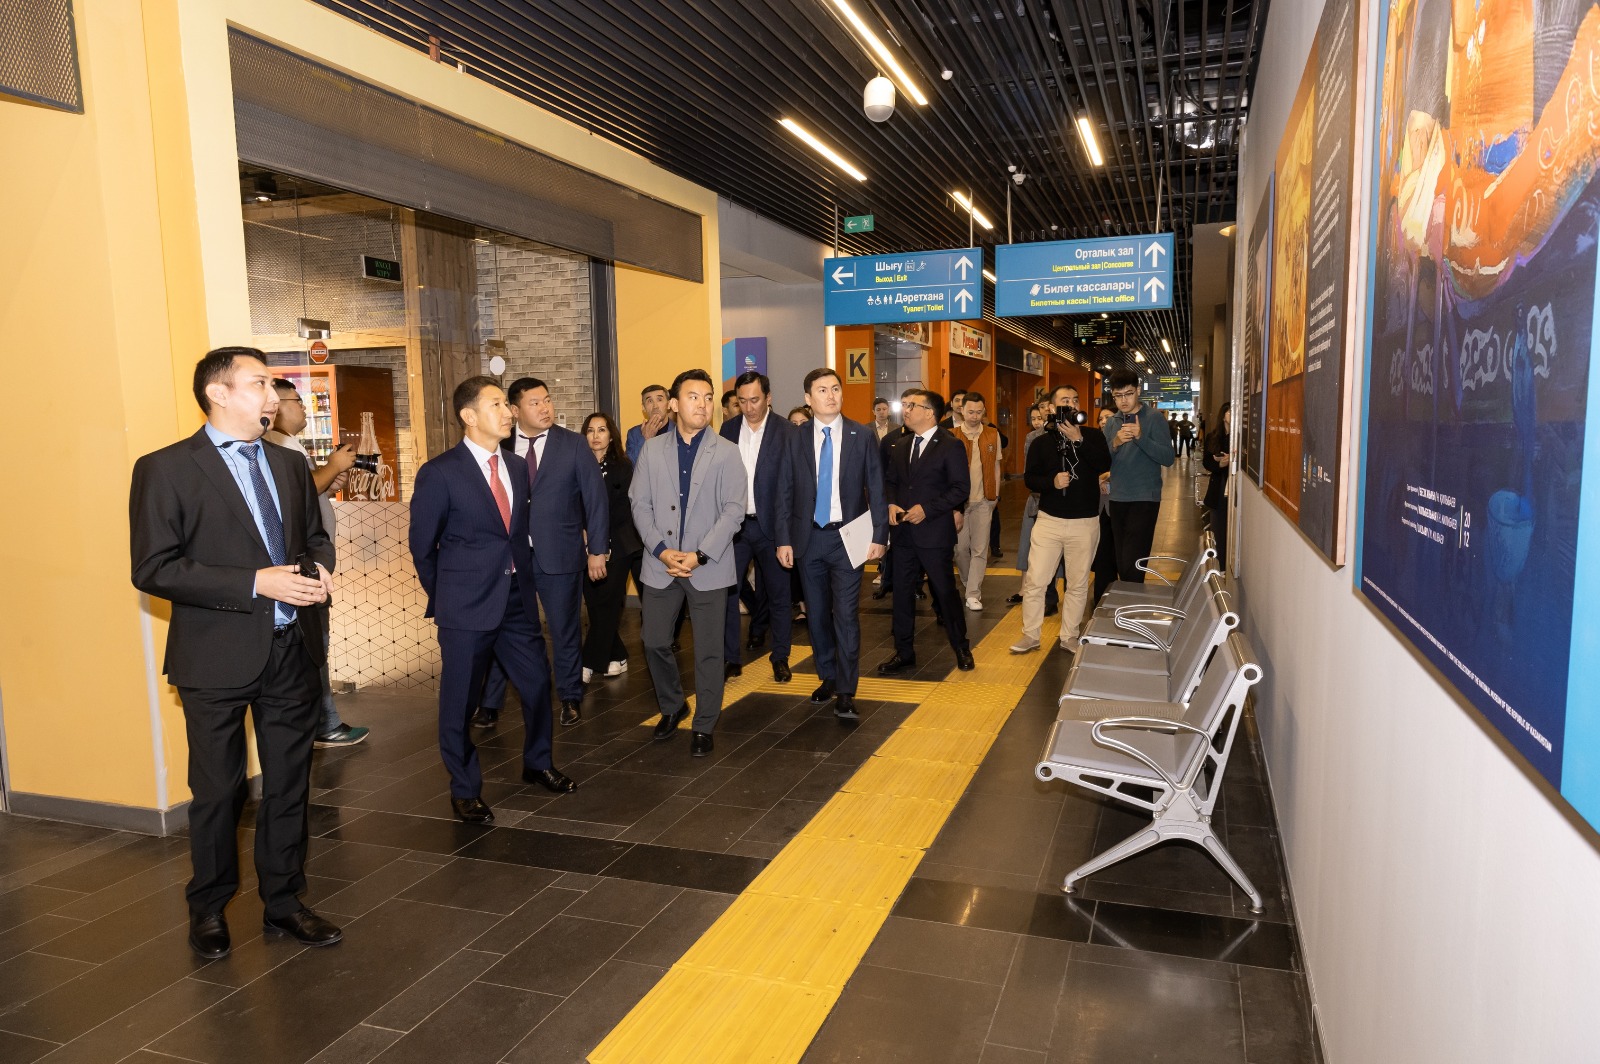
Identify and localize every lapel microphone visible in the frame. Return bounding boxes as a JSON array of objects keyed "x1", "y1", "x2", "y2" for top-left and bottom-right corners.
[{"x1": 260, "y1": 416, "x2": 272, "y2": 429}]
